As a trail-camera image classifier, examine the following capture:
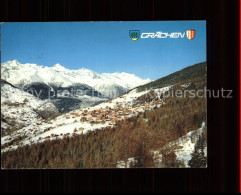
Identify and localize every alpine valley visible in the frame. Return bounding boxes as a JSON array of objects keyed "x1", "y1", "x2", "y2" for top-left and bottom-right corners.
[
  {"x1": 1, "y1": 61, "x2": 207, "y2": 168},
  {"x1": 1, "y1": 60, "x2": 151, "y2": 112}
]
